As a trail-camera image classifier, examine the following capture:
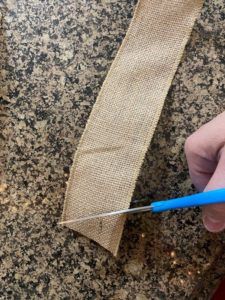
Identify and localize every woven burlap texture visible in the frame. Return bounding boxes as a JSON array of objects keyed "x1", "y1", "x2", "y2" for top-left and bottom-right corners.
[{"x1": 61, "y1": 0, "x2": 204, "y2": 256}]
